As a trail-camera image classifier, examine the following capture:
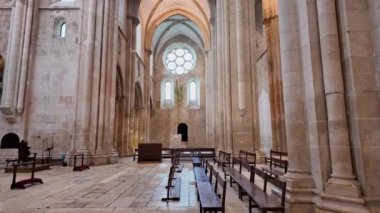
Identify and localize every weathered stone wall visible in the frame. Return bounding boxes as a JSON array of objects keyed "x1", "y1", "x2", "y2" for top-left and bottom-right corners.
[{"x1": 26, "y1": 8, "x2": 81, "y2": 155}]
